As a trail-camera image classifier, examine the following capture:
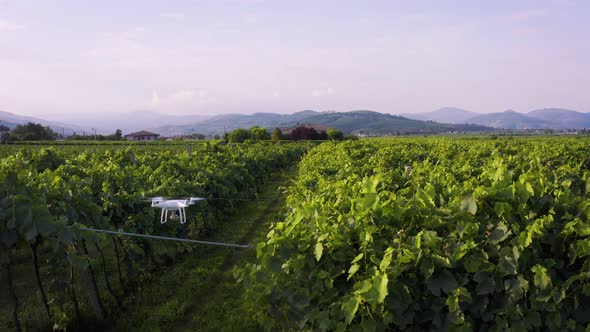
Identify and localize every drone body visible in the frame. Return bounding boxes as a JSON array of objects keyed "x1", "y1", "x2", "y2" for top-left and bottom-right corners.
[{"x1": 149, "y1": 197, "x2": 206, "y2": 224}]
